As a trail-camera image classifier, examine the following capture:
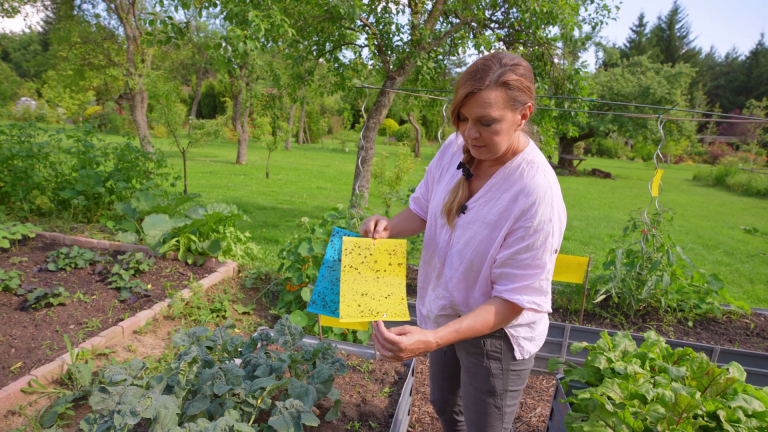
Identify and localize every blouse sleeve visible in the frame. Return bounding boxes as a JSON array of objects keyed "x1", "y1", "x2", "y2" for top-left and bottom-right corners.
[
  {"x1": 490, "y1": 185, "x2": 563, "y2": 314},
  {"x1": 408, "y1": 133, "x2": 456, "y2": 220}
]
